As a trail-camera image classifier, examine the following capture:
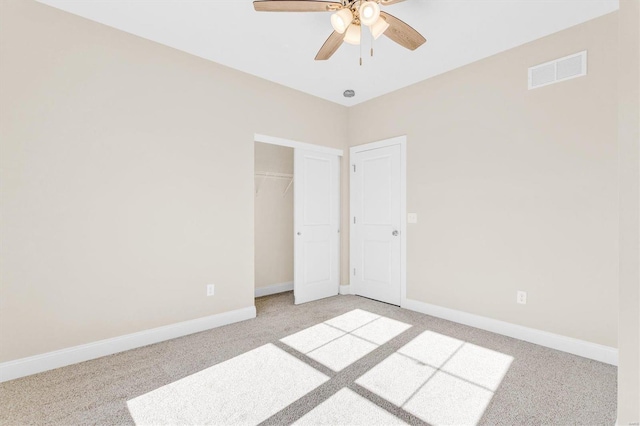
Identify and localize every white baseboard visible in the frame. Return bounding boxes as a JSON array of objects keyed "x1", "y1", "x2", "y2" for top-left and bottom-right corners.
[
  {"x1": 255, "y1": 281, "x2": 293, "y2": 297},
  {"x1": 339, "y1": 285, "x2": 352, "y2": 295},
  {"x1": 402, "y1": 298, "x2": 618, "y2": 366},
  {"x1": 0, "y1": 306, "x2": 257, "y2": 383}
]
